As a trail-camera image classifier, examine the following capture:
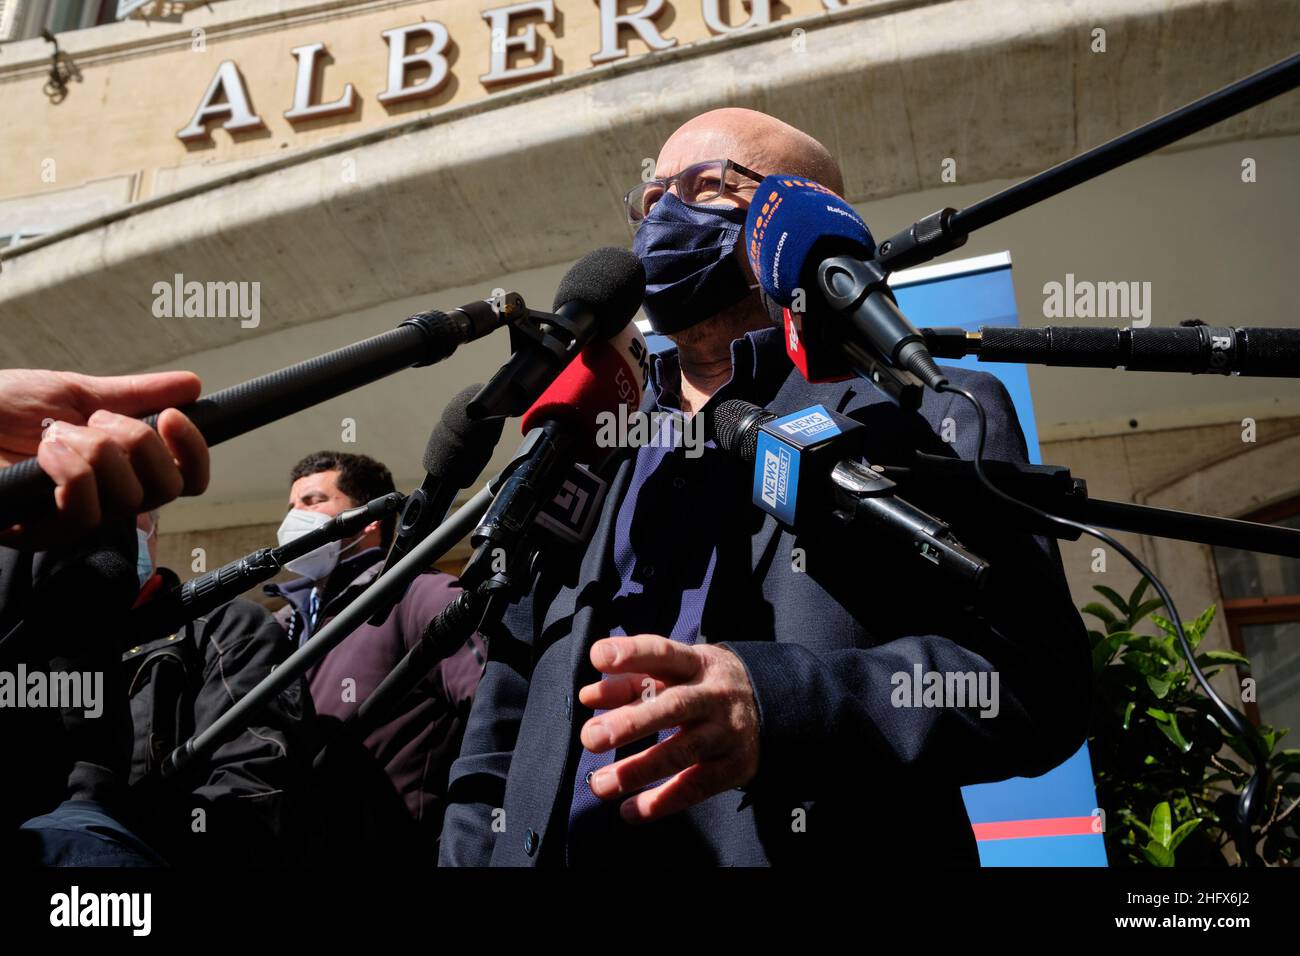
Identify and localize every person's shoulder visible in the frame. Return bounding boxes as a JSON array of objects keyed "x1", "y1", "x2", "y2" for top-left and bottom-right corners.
[
  {"x1": 771, "y1": 366, "x2": 1005, "y2": 414},
  {"x1": 937, "y1": 364, "x2": 1013, "y2": 400},
  {"x1": 198, "y1": 595, "x2": 278, "y2": 631},
  {"x1": 400, "y1": 568, "x2": 462, "y2": 608},
  {"x1": 926, "y1": 365, "x2": 1020, "y2": 425},
  {"x1": 409, "y1": 567, "x2": 459, "y2": 588}
]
